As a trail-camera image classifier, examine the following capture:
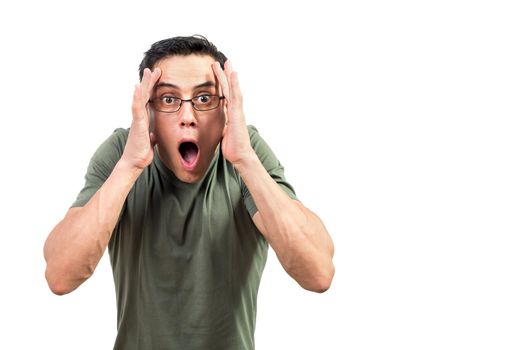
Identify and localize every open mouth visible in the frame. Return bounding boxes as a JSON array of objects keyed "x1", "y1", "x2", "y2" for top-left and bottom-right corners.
[{"x1": 178, "y1": 142, "x2": 200, "y2": 169}]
